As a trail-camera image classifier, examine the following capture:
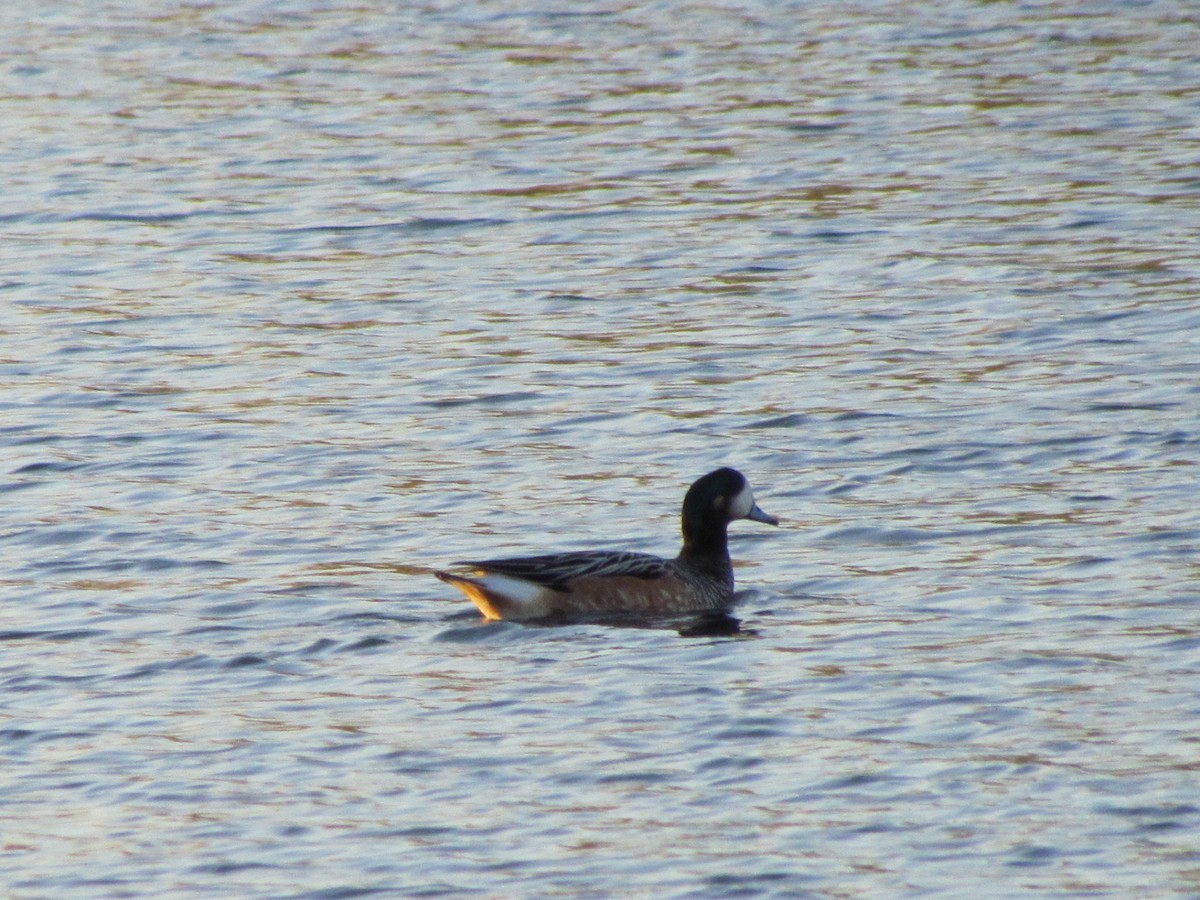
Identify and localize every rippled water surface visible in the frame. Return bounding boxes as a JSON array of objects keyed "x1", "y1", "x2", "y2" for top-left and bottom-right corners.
[{"x1": 3, "y1": 1, "x2": 1199, "y2": 896}]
